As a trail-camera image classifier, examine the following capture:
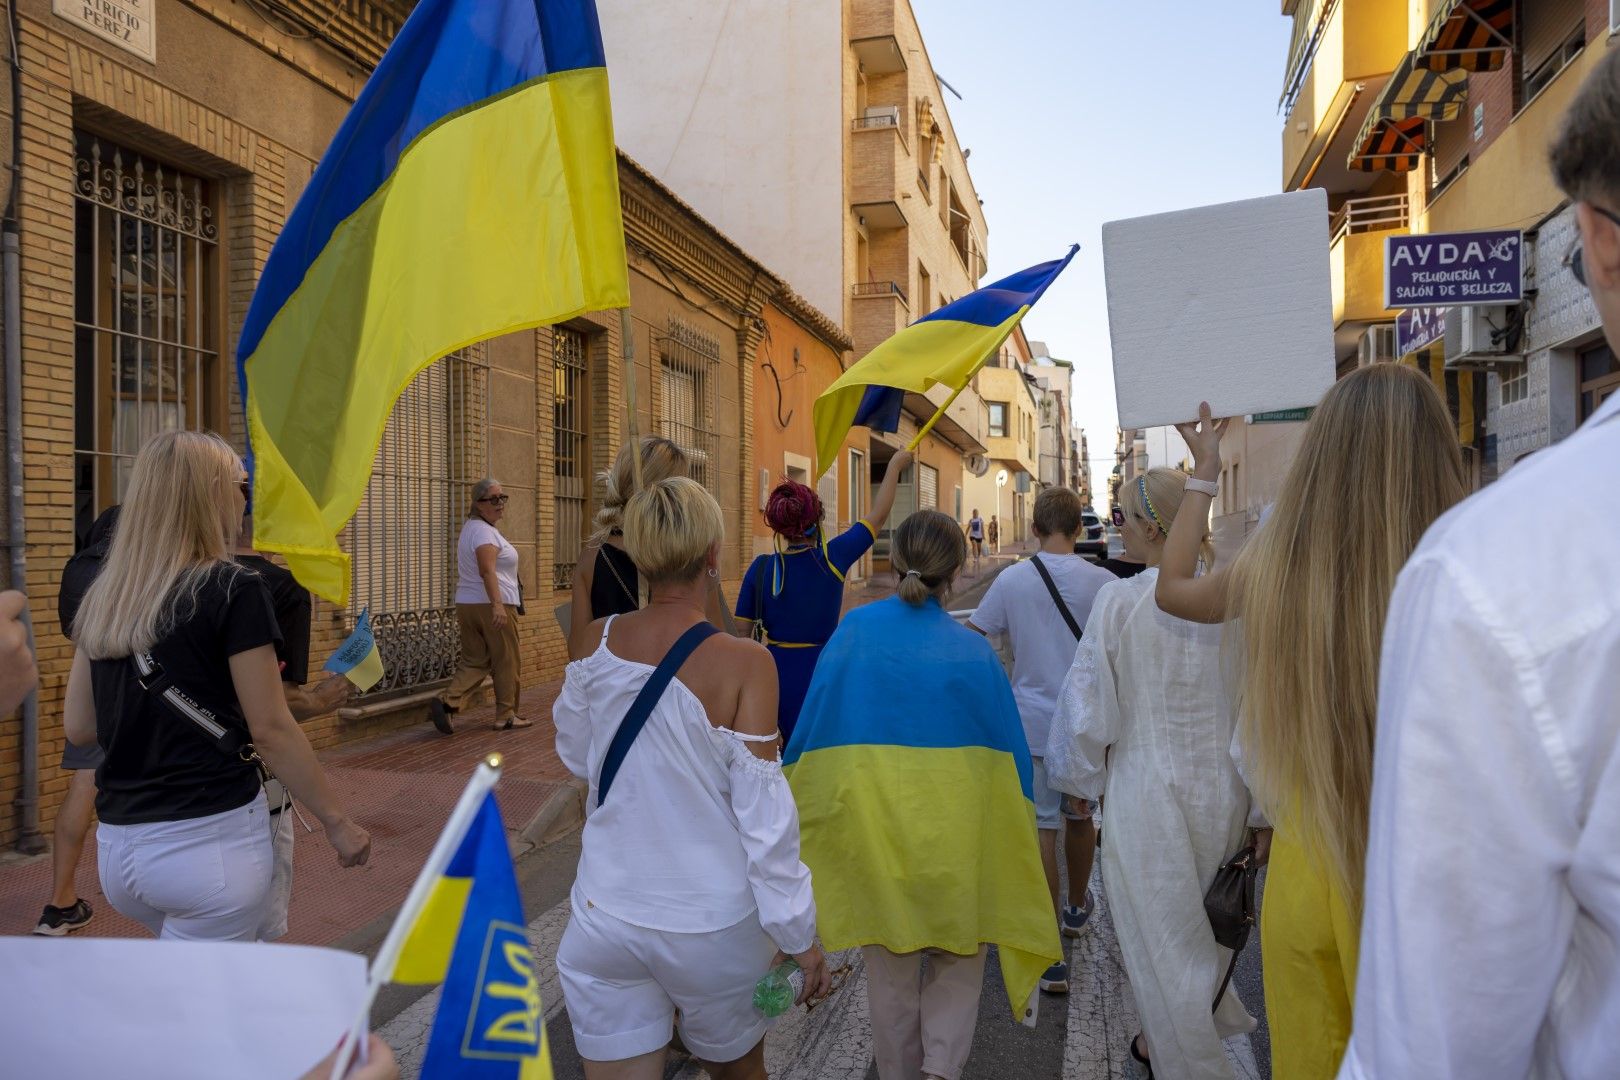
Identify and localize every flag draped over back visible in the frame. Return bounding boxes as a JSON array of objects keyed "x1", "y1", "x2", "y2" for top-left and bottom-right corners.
[
  {"x1": 238, "y1": 0, "x2": 629, "y2": 604},
  {"x1": 784, "y1": 597, "x2": 1061, "y2": 1021},
  {"x1": 812, "y1": 246, "x2": 1078, "y2": 478},
  {"x1": 378, "y1": 793, "x2": 551, "y2": 1079}
]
